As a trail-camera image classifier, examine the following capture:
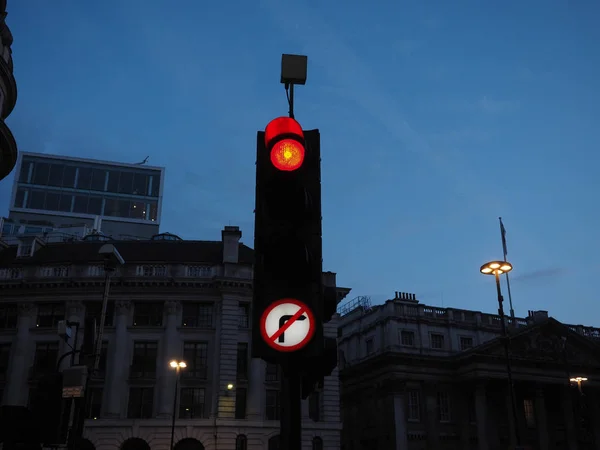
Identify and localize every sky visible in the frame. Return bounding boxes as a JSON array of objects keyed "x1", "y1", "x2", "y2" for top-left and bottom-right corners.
[{"x1": 1, "y1": 0, "x2": 599, "y2": 326}]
